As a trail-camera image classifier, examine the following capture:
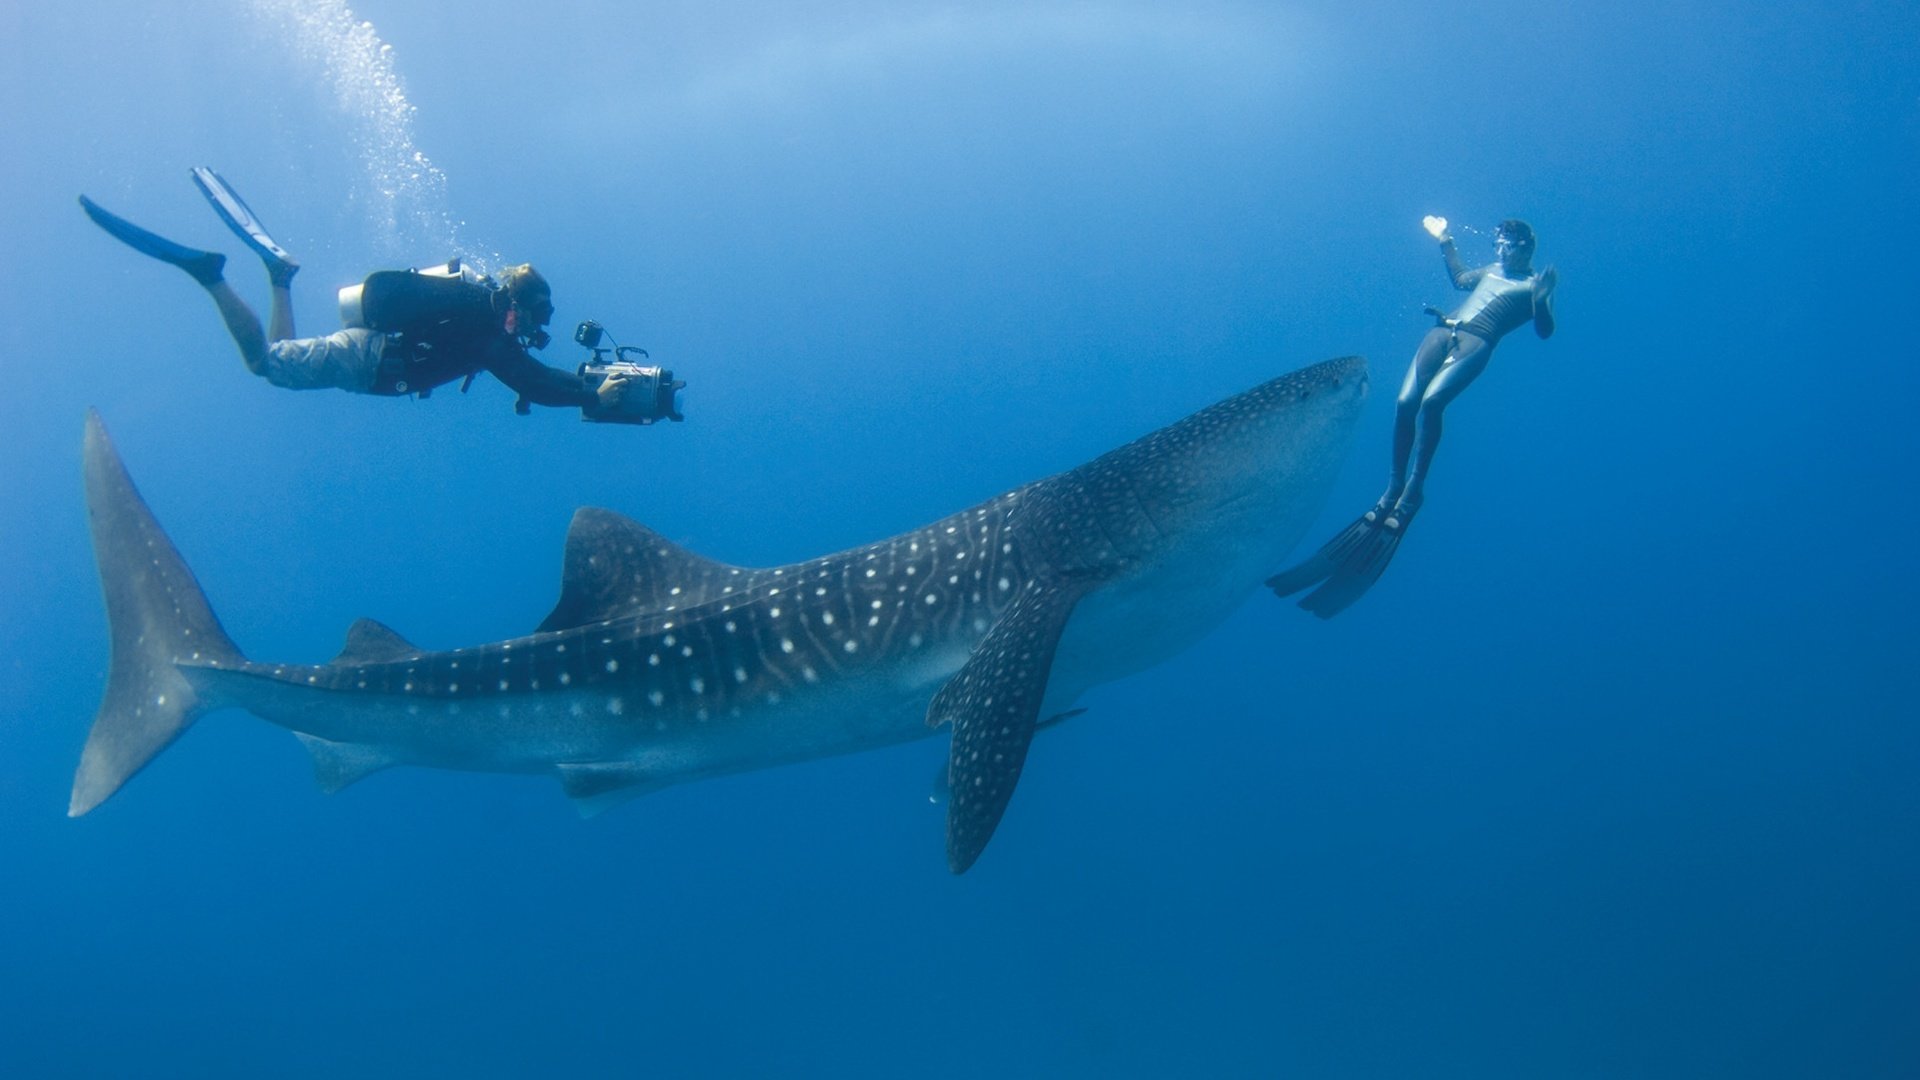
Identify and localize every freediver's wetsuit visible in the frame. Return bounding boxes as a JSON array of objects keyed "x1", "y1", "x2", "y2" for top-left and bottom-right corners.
[{"x1": 1387, "y1": 239, "x2": 1555, "y2": 512}]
